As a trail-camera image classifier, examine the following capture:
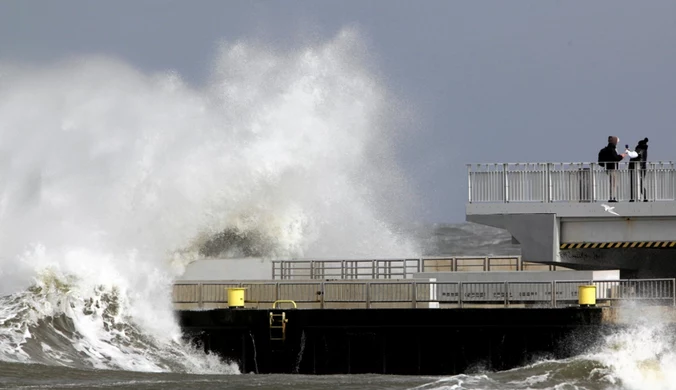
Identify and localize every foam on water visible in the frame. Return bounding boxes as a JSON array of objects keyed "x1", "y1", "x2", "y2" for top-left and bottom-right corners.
[
  {"x1": 0, "y1": 28, "x2": 418, "y2": 372},
  {"x1": 414, "y1": 305, "x2": 676, "y2": 390}
]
